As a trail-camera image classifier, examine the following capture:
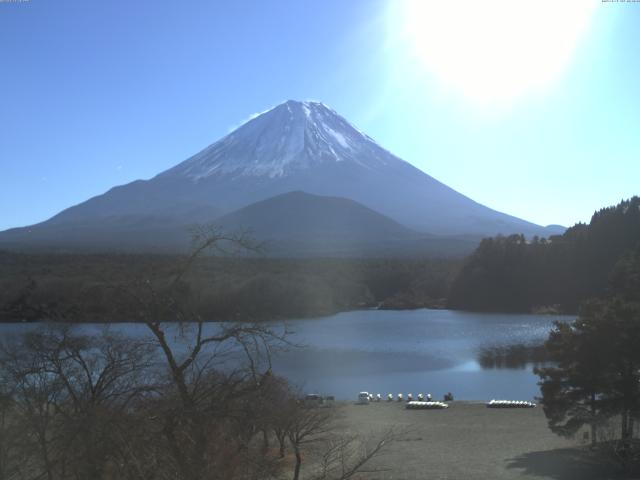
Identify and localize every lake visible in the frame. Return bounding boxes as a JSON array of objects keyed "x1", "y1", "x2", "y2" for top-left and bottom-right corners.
[{"x1": 0, "y1": 309, "x2": 573, "y2": 401}]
